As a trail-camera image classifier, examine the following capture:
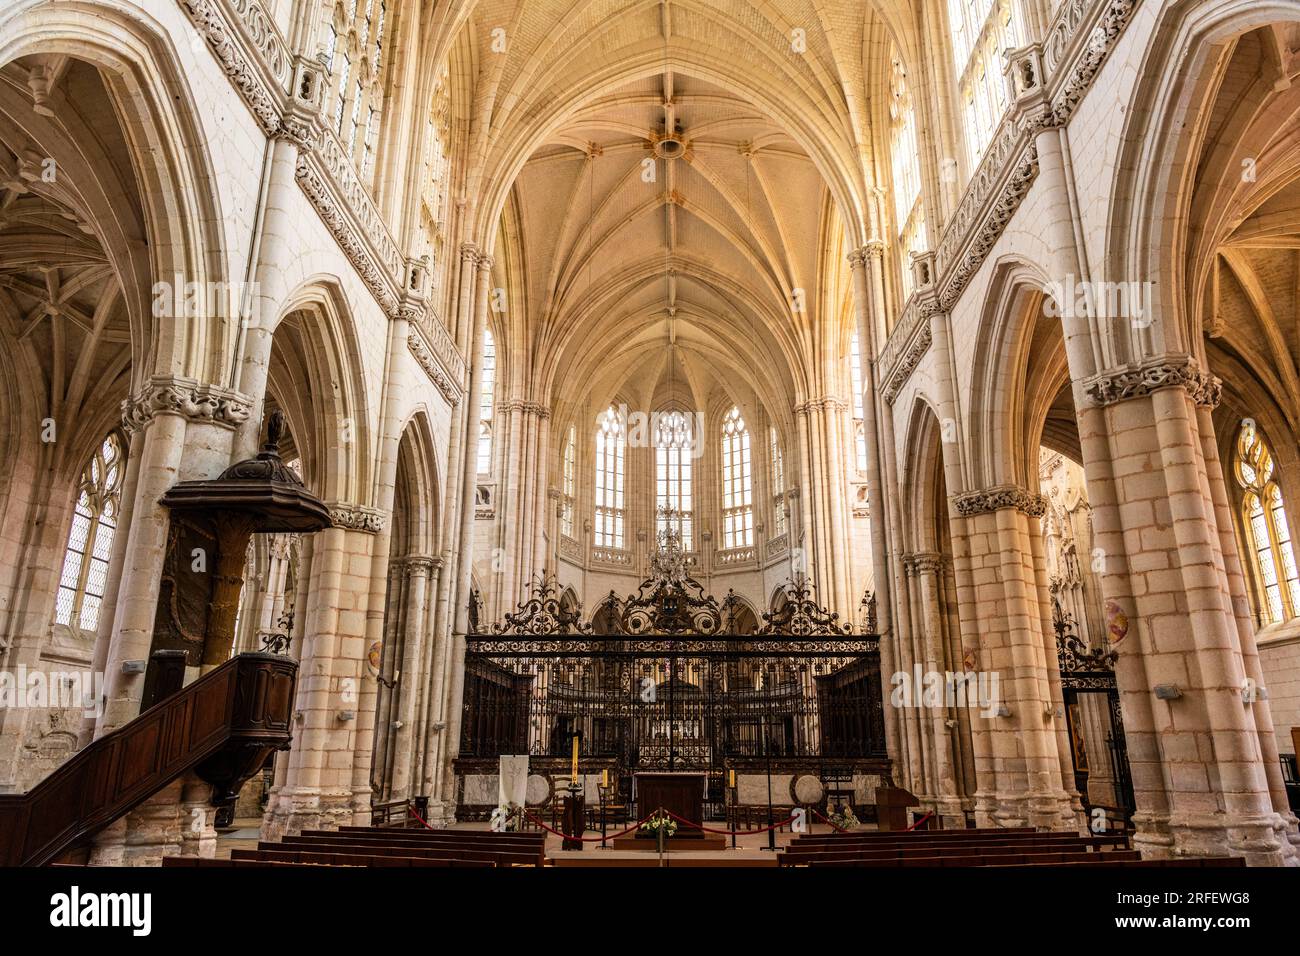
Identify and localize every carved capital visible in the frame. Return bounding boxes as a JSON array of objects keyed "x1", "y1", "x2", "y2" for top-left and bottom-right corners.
[
  {"x1": 1083, "y1": 356, "x2": 1221, "y2": 408},
  {"x1": 904, "y1": 551, "x2": 948, "y2": 577},
  {"x1": 121, "y1": 377, "x2": 252, "y2": 433},
  {"x1": 400, "y1": 554, "x2": 437, "y2": 576},
  {"x1": 952, "y1": 484, "x2": 1047, "y2": 518},
  {"x1": 327, "y1": 503, "x2": 387, "y2": 534}
]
